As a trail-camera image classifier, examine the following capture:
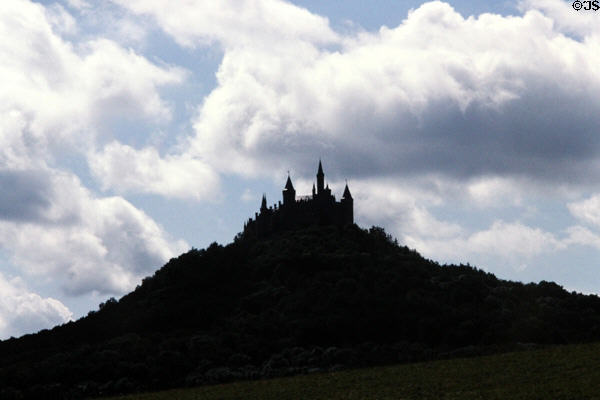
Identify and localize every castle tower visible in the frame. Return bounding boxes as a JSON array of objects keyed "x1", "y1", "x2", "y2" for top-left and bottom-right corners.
[
  {"x1": 282, "y1": 174, "x2": 296, "y2": 205},
  {"x1": 341, "y1": 182, "x2": 354, "y2": 224},
  {"x1": 342, "y1": 183, "x2": 352, "y2": 200},
  {"x1": 260, "y1": 194, "x2": 268, "y2": 212},
  {"x1": 316, "y1": 160, "x2": 324, "y2": 195}
]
